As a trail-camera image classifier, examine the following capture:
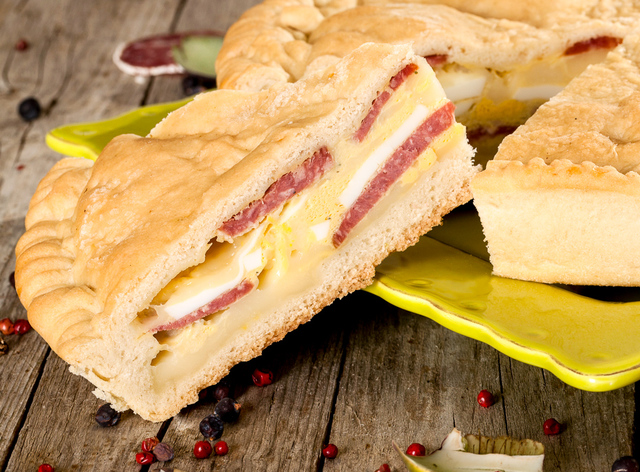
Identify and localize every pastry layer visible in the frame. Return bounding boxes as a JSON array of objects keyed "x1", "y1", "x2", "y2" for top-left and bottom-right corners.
[
  {"x1": 472, "y1": 32, "x2": 640, "y2": 286},
  {"x1": 15, "y1": 43, "x2": 477, "y2": 421}
]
